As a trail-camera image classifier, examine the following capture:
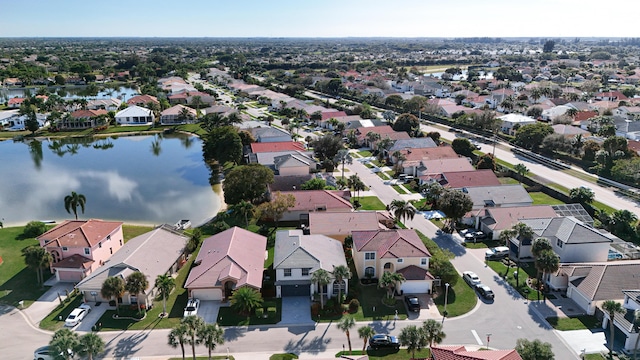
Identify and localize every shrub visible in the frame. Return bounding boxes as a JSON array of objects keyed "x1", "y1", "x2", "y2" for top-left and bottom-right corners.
[
  {"x1": 24, "y1": 221, "x2": 48, "y2": 238},
  {"x1": 311, "y1": 302, "x2": 320, "y2": 317},
  {"x1": 348, "y1": 298, "x2": 360, "y2": 313}
]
